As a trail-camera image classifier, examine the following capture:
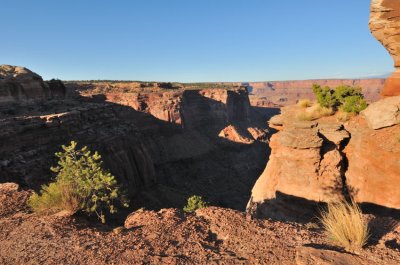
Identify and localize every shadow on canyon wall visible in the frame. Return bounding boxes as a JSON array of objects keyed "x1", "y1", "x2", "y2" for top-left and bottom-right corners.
[{"x1": 0, "y1": 89, "x2": 281, "y2": 218}]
